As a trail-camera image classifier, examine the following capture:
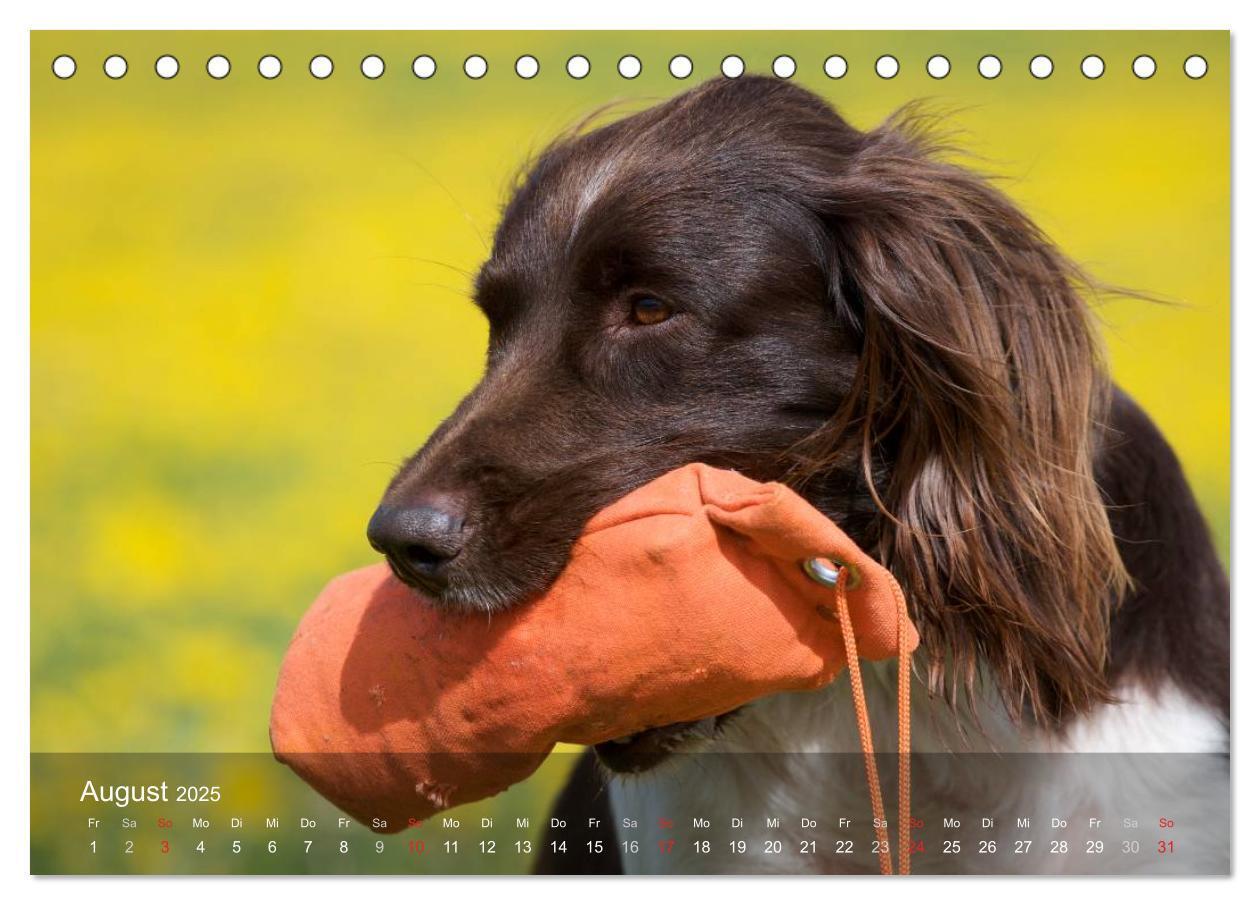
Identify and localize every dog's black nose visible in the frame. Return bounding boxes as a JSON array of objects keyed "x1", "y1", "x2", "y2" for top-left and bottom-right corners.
[{"x1": 367, "y1": 497, "x2": 467, "y2": 593}]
